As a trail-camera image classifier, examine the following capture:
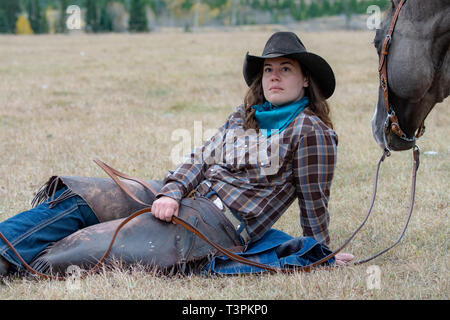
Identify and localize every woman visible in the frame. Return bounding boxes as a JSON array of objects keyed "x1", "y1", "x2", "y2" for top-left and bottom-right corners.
[{"x1": 0, "y1": 32, "x2": 353, "y2": 277}]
